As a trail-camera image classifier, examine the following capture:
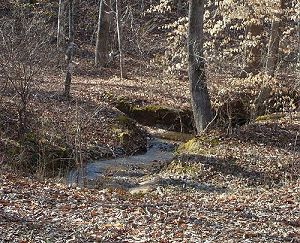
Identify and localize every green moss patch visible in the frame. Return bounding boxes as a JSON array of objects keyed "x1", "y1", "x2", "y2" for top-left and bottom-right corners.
[
  {"x1": 150, "y1": 130, "x2": 194, "y2": 142},
  {"x1": 255, "y1": 113, "x2": 286, "y2": 122},
  {"x1": 177, "y1": 135, "x2": 220, "y2": 155}
]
